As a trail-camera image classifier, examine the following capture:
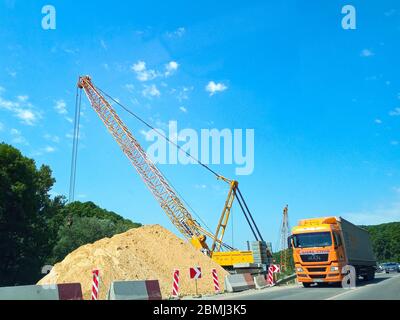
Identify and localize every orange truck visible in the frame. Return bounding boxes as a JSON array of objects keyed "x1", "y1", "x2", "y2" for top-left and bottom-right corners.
[{"x1": 288, "y1": 216, "x2": 376, "y2": 287}]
